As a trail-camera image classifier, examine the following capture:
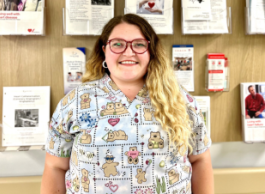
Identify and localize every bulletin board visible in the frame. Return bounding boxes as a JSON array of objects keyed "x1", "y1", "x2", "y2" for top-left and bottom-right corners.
[{"x1": 0, "y1": 0, "x2": 264, "y2": 150}]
